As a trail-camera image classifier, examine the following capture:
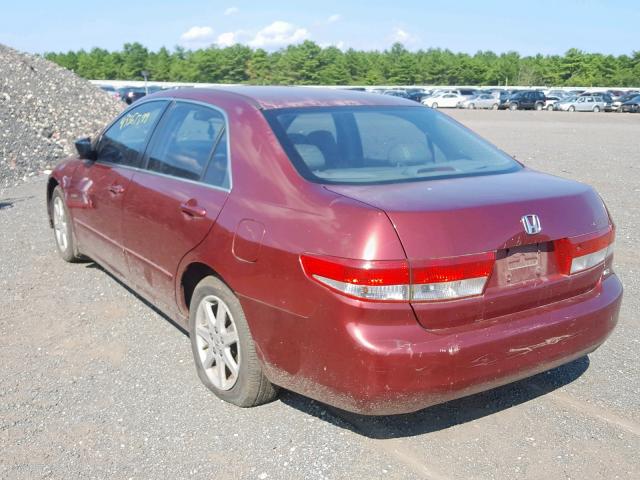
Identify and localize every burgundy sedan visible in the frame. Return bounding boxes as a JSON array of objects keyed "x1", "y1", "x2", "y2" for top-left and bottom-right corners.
[{"x1": 47, "y1": 87, "x2": 622, "y2": 415}]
